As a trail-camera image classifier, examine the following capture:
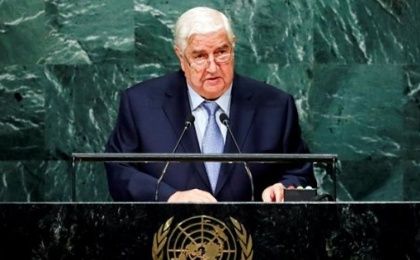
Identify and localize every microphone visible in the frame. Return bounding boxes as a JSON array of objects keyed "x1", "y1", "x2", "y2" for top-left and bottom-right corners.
[
  {"x1": 219, "y1": 113, "x2": 255, "y2": 201},
  {"x1": 155, "y1": 115, "x2": 195, "y2": 201}
]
